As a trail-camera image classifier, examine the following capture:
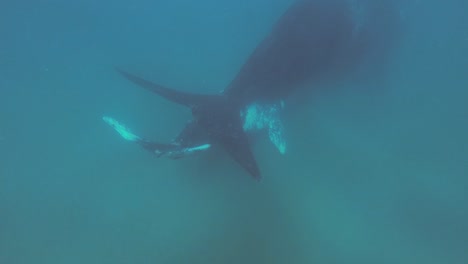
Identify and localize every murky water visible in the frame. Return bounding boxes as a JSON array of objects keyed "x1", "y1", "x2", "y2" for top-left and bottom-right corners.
[{"x1": 1, "y1": 0, "x2": 467, "y2": 263}]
